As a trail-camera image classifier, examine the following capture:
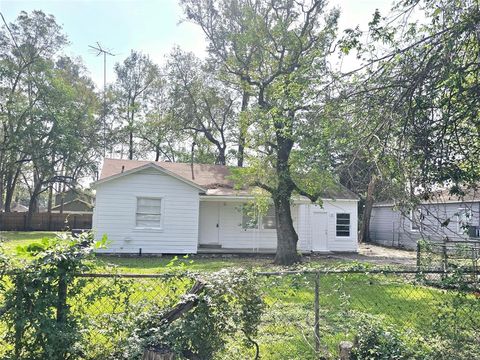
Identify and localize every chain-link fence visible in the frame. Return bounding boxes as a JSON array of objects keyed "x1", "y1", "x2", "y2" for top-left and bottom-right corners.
[
  {"x1": 1, "y1": 269, "x2": 479, "y2": 359},
  {"x1": 417, "y1": 239, "x2": 480, "y2": 274}
]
